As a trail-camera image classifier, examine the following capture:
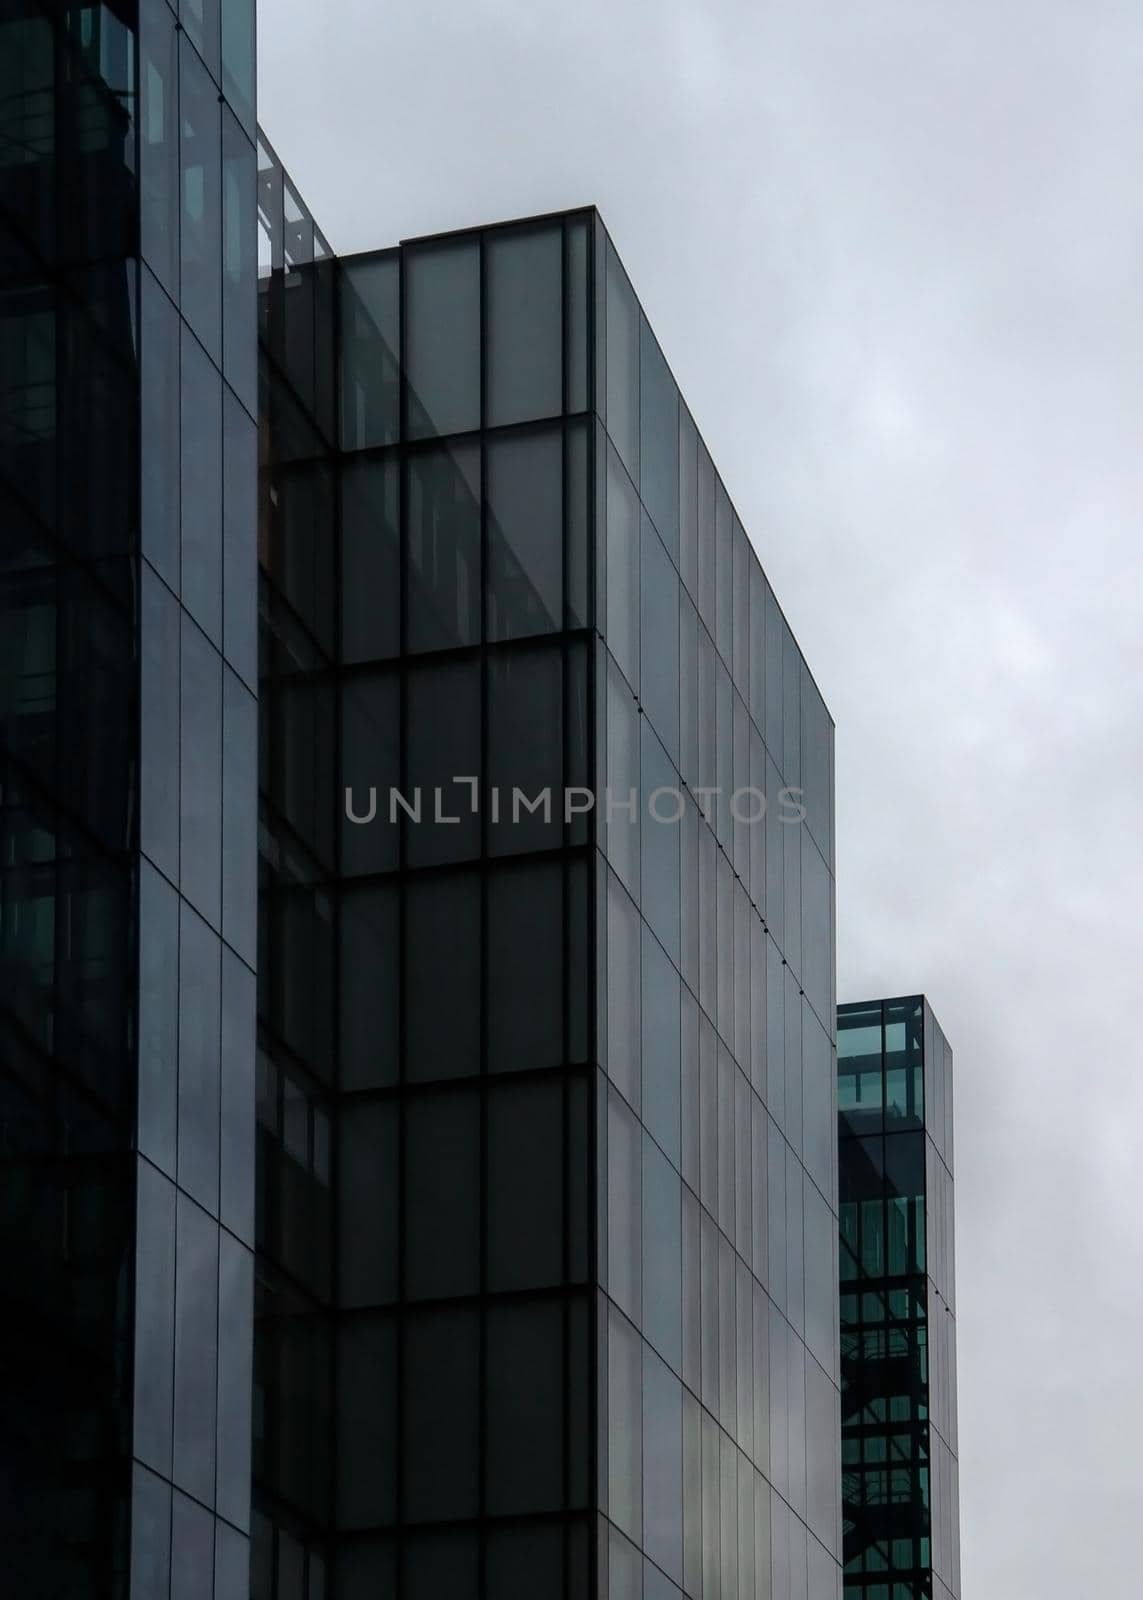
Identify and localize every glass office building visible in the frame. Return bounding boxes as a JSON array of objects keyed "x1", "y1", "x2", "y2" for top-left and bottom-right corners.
[
  {"x1": 0, "y1": 1, "x2": 258, "y2": 1596},
  {"x1": 837, "y1": 998, "x2": 960, "y2": 1600},
  {"x1": 2, "y1": 10, "x2": 843, "y2": 1592},
  {"x1": 249, "y1": 175, "x2": 841, "y2": 1597}
]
